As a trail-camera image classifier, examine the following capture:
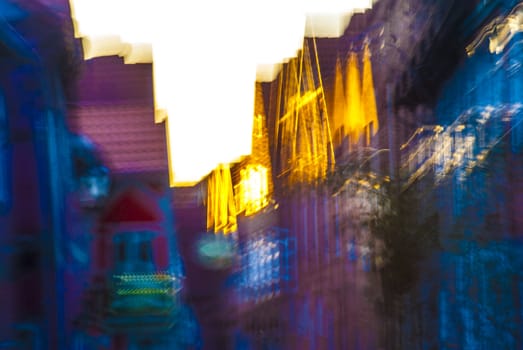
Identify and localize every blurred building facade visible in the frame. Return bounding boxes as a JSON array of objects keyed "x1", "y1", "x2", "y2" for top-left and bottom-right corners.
[
  {"x1": 2, "y1": 0, "x2": 523, "y2": 349},
  {"x1": 238, "y1": 0, "x2": 523, "y2": 349},
  {"x1": 373, "y1": 0, "x2": 523, "y2": 349},
  {"x1": 66, "y1": 55, "x2": 198, "y2": 349},
  {"x1": 0, "y1": 0, "x2": 80, "y2": 348}
]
